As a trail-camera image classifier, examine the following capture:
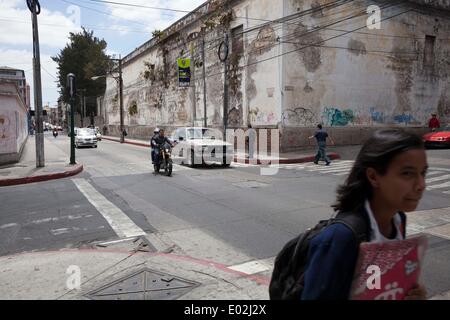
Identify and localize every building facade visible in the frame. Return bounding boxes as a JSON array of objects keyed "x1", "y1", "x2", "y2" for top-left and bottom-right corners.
[
  {"x1": 0, "y1": 67, "x2": 30, "y2": 110},
  {"x1": 0, "y1": 81, "x2": 29, "y2": 165},
  {"x1": 100, "y1": 0, "x2": 450, "y2": 151}
]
